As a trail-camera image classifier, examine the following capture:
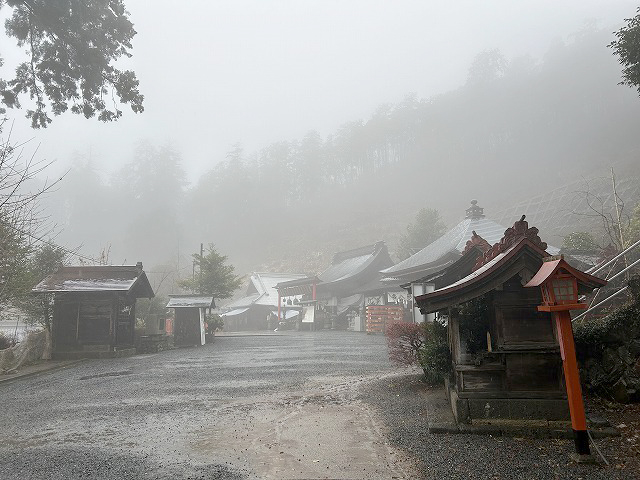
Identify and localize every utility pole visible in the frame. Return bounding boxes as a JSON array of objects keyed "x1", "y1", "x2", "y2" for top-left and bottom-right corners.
[{"x1": 199, "y1": 242, "x2": 204, "y2": 294}]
